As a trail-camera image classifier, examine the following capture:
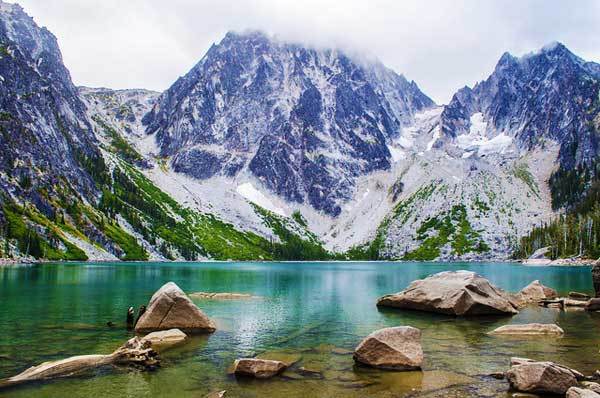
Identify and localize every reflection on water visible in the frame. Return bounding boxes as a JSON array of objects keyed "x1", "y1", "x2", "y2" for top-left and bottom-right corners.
[{"x1": 0, "y1": 261, "x2": 597, "y2": 397}]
